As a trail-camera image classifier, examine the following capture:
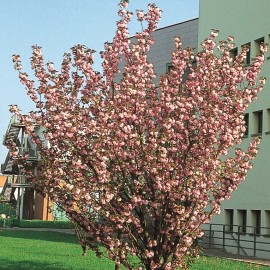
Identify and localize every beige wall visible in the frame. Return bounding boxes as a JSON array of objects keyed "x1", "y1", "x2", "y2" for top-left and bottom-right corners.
[
  {"x1": 0, "y1": 176, "x2": 7, "y2": 193},
  {"x1": 34, "y1": 193, "x2": 53, "y2": 221},
  {"x1": 198, "y1": 0, "x2": 270, "y2": 258}
]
